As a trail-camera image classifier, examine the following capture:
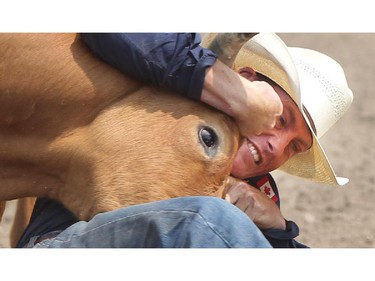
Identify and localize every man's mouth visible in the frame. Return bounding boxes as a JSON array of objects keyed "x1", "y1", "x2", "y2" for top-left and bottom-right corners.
[{"x1": 247, "y1": 139, "x2": 260, "y2": 164}]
